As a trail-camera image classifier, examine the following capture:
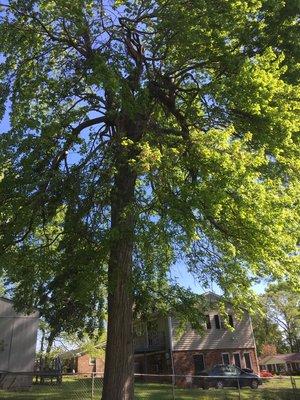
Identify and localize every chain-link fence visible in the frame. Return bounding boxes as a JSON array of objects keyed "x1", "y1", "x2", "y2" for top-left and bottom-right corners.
[{"x1": 0, "y1": 372, "x2": 299, "y2": 399}]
